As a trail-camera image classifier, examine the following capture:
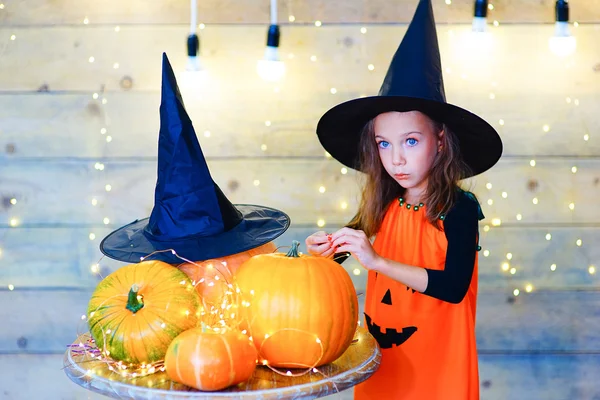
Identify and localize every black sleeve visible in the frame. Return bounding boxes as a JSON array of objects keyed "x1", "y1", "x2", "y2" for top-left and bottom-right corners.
[{"x1": 422, "y1": 193, "x2": 480, "y2": 304}]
